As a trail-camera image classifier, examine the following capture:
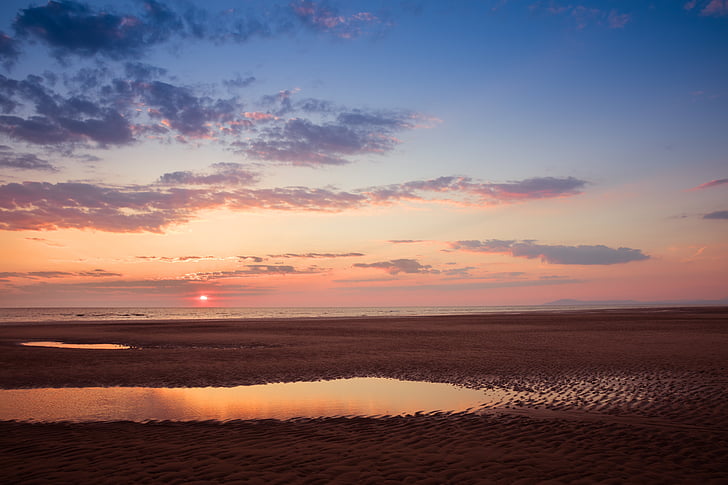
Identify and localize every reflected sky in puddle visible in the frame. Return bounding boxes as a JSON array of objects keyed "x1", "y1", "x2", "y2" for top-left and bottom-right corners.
[
  {"x1": 0, "y1": 378, "x2": 501, "y2": 422},
  {"x1": 20, "y1": 341, "x2": 131, "y2": 350}
]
